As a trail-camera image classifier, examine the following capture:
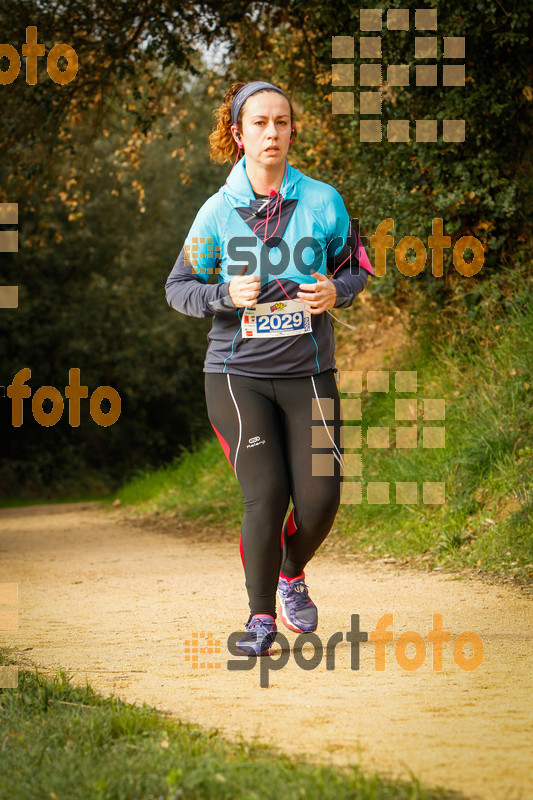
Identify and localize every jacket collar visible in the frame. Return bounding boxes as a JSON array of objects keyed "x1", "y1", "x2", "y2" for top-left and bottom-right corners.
[{"x1": 222, "y1": 156, "x2": 301, "y2": 202}]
